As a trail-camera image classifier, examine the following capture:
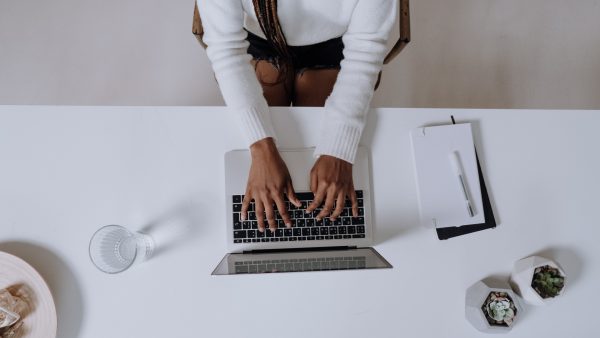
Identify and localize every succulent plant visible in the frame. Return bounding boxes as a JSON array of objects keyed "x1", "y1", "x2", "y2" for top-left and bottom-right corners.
[
  {"x1": 481, "y1": 292, "x2": 517, "y2": 326},
  {"x1": 531, "y1": 265, "x2": 565, "y2": 299}
]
